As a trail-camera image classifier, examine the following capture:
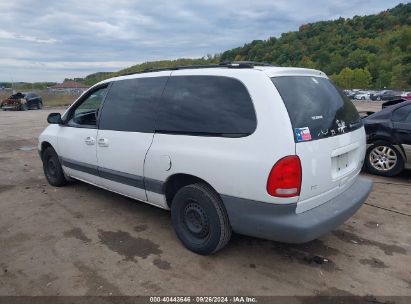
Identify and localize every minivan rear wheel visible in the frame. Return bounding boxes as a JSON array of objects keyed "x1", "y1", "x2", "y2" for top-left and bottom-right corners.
[
  {"x1": 171, "y1": 183, "x2": 231, "y2": 255},
  {"x1": 42, "y1": 147, "x2": 68, "y2": 186},
  {"x1": 365, "y1": 142, "x2": 404, "y2": 177}
]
